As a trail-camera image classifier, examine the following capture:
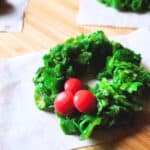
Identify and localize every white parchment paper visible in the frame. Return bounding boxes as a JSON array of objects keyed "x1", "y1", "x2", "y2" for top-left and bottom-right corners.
[
  {"x1": 0, "y1": 29, "x2": 150, "y2": 150},
  {"x1": 77, "y1": 0, "x2": 150, "y2": 28},
  {"x1": 0, "y1": 0, "x2": 28, "y2": 32}
]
